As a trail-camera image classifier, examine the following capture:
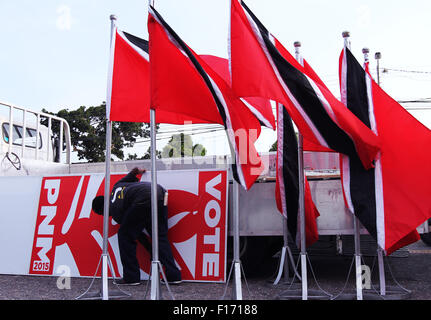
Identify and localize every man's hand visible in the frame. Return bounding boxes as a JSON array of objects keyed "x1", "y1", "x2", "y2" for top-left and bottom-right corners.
[{"x1": 131, "y1": 167, "x2": 146, "y2": 176}]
